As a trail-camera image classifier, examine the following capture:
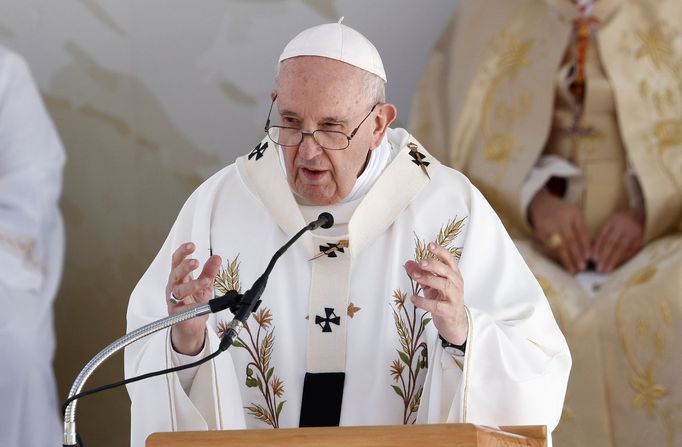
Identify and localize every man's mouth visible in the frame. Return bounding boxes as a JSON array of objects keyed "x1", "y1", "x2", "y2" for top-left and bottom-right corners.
[{"x1": 299, "y1": 167, "x2": 329, "y2": 182}]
